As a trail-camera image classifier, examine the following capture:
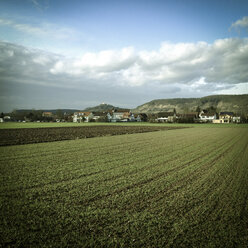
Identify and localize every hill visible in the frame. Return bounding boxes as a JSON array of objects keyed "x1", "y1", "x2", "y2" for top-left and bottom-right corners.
[
  {"x1": 132, "y1": 94, "x2": 248, "y2": 114},
  {"x1": 14, "y1": 109, "x2": 80, "y2": 114},
  {"x1": 83, "y1": 103, "x2": 119, "y2": 112}
]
